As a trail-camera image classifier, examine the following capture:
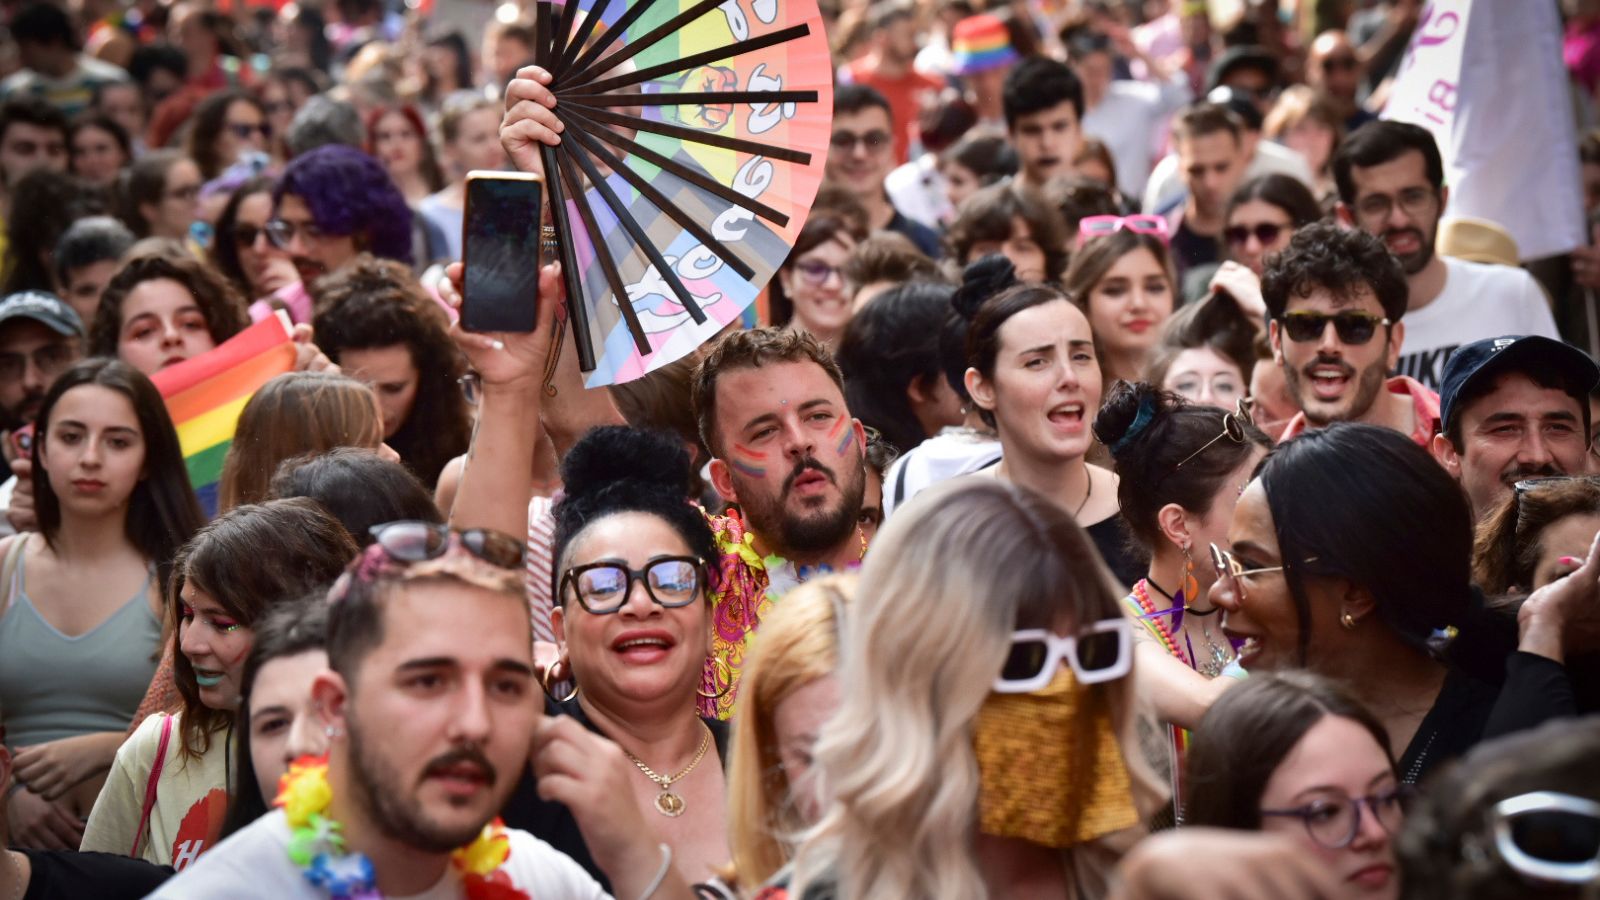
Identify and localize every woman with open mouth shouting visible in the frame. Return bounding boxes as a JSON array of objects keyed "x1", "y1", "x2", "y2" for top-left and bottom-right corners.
[
  {"x1": 503, "y1": 425, "x2": 732, "y2": 891},
  {"x1": 80, "y1": 499, "x2": 356, "y2": 869},
  {"x1": 0, "y1": 360, "x2": 202, "y2": 852},
  {"x1": 962, "y1": 281, "x2": 1145, "y2": 587}
]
